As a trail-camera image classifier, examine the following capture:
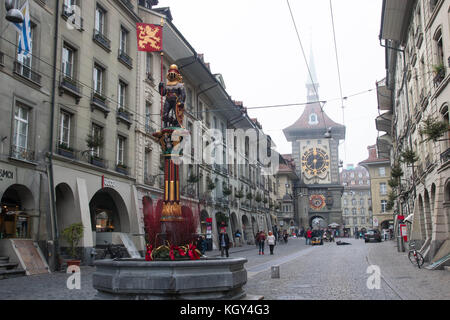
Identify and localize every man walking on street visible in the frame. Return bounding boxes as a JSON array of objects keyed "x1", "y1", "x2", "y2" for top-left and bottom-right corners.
[
  {"x1": 219, "y1": 229, "x2": 230, "y2": 258},
  {"x1": 306, "y1": 228, "x2": 312, "y2": 245}
]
